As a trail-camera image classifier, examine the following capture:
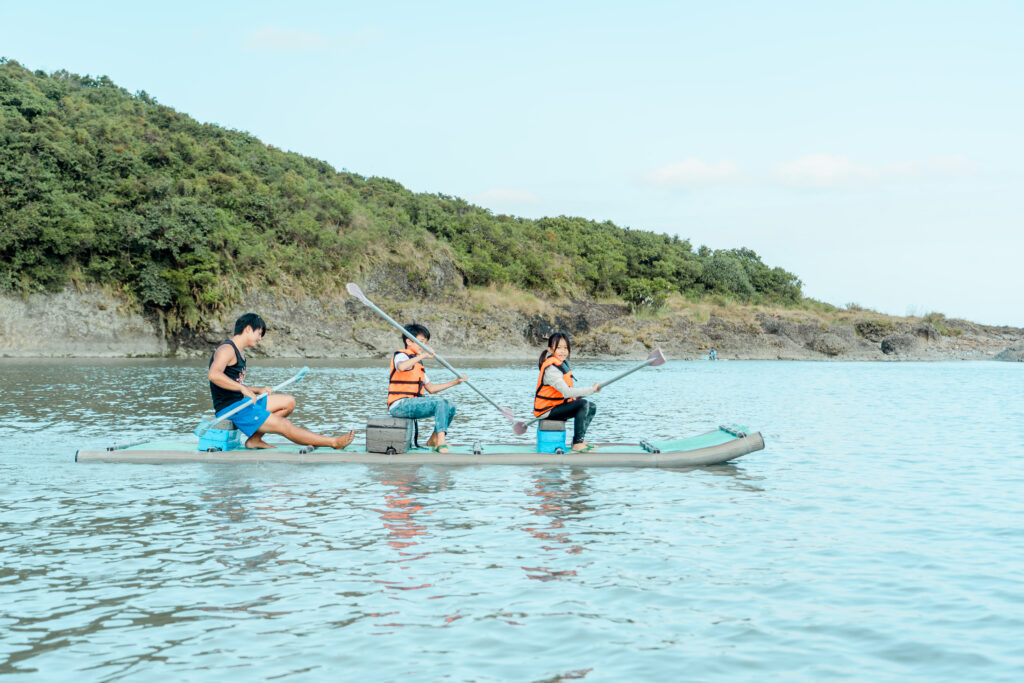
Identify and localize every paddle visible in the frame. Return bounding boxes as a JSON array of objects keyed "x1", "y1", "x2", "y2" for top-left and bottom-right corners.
[
  {"x1": 595, "y1": 347, "x2": 666, "y2": 389},
  {"x1": 512, "y1": 348, "x2": 666, "y2": 435},
  {"x1": 196, "y1": 366, "x2": 310, "y2": 437},
  {"x1": 346, "y1": 283, "x2": 515, "y2": 422}
]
